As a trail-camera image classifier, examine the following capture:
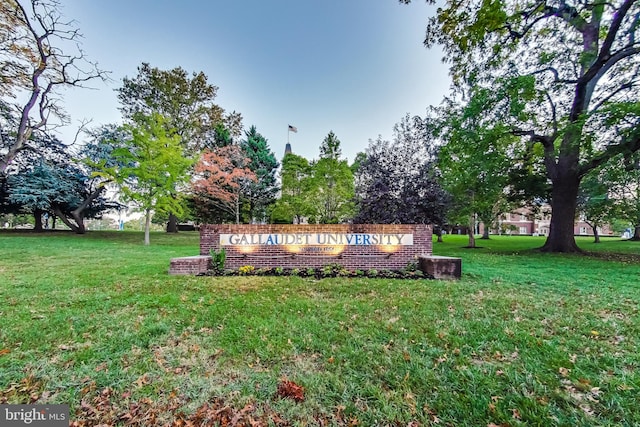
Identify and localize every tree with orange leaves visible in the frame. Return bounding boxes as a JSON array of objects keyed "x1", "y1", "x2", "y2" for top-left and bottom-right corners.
[{"x1": 192, "y1": 145, "x2": 257, "y2": 224}]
